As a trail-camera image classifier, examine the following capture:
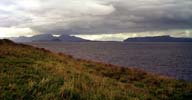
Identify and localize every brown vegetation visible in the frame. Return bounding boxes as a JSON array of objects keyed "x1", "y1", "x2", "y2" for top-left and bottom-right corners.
[{"x1": 0, "y1": 39, "x2": 192, "y2": 100}]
